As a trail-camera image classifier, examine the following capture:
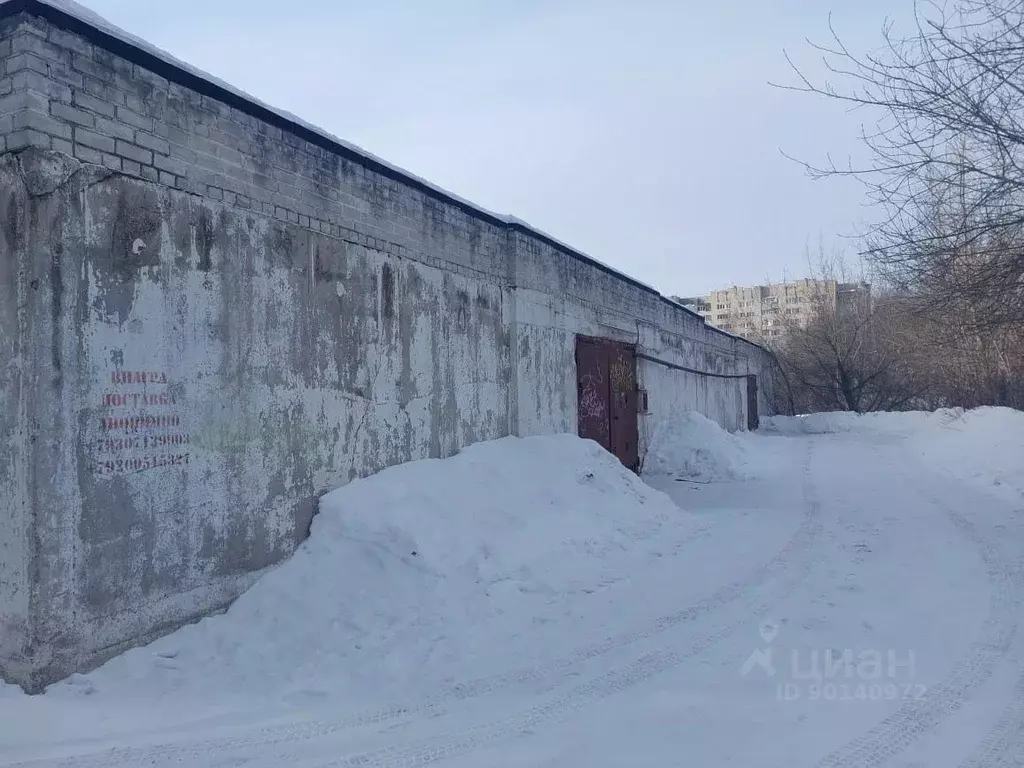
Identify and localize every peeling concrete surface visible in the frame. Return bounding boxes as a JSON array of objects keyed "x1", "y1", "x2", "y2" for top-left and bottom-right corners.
[{"x1": 3, "y1": 156, "x2": 515, "y2": 689}]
